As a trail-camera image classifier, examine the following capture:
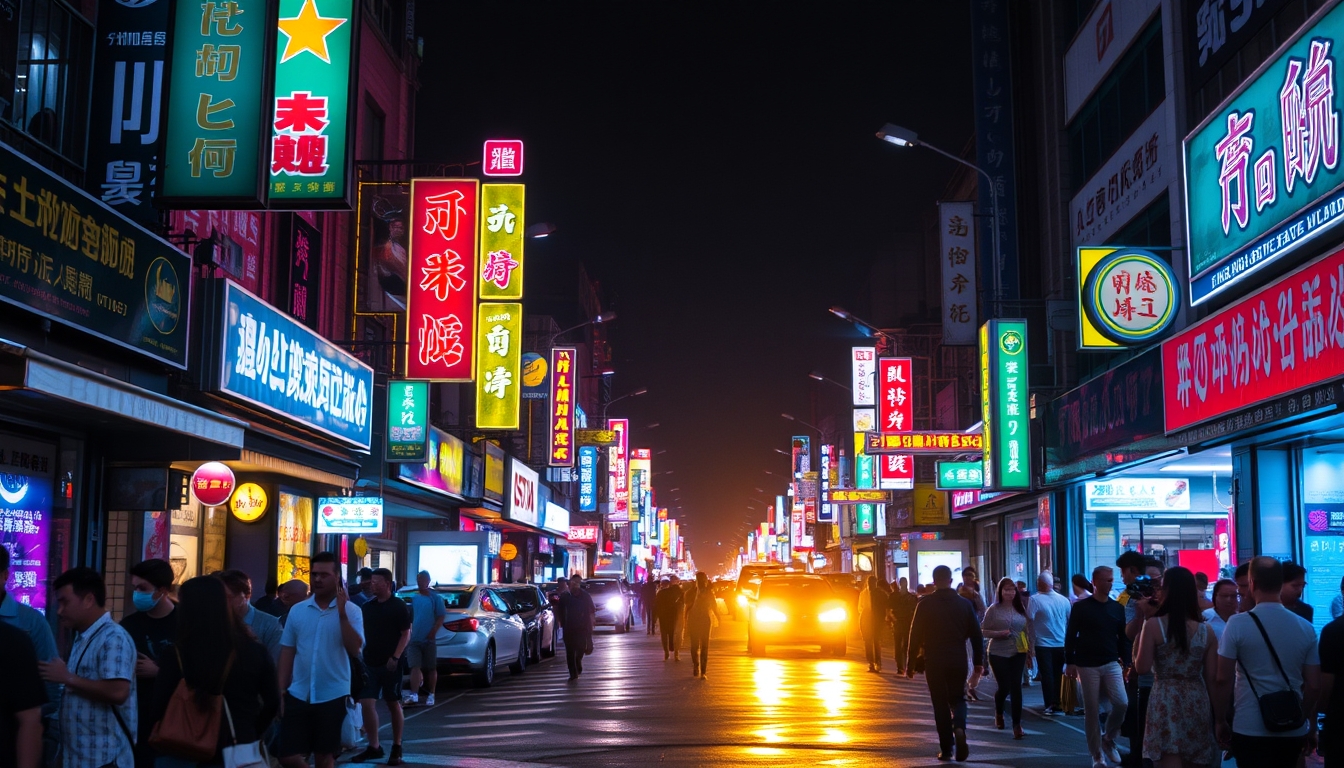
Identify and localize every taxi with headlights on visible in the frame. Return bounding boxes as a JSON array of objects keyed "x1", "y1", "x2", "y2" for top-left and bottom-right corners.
[{"x1": 744, "y1": 573, "x2": 849, "y2": 656}]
